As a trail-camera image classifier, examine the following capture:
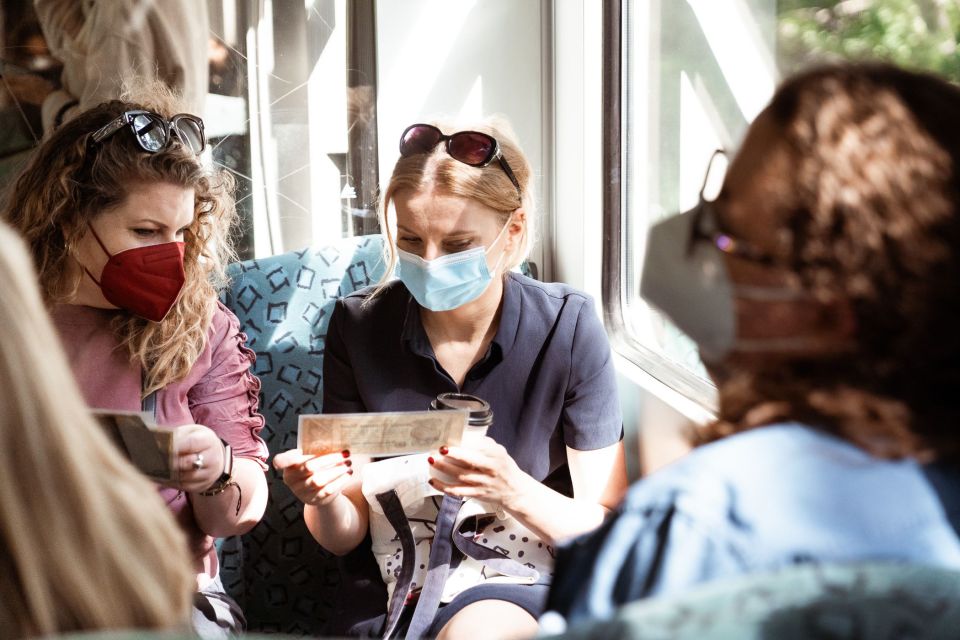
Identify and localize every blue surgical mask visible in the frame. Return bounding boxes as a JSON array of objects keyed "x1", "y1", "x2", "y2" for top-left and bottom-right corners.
[{"x1": 397, "y1": 224, "x2": 509, "y2": 312}]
